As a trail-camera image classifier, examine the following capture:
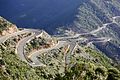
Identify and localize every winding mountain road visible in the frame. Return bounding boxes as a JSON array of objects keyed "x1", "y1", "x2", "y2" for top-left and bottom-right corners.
[
  {"x1": 90, "y1": 16, "x2": 120, "y2": 35},
  {"x1": 1, "y1": 16, "x2": 120, "y2": 67},
  {"x1": 29, "y1": 41, "x2": 67, "y2": 66},
  {"x1": 16, "y1": 29, "x2": 43, "y2": 66},
  {"x1": 0, "y1": 29, "x2": 29, "y2": 44}
]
